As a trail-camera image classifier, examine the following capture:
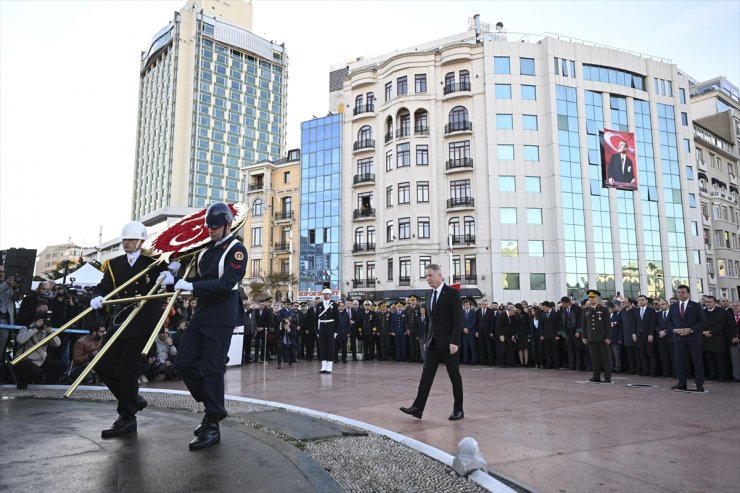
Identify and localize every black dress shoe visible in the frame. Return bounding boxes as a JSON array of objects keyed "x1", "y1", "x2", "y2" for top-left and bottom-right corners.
[
  {"x1": 194, "y1": 412, "x2": 228, "y2": 436},
  {"x1": 448, "y1": 411, "x2": 464, "y2": 421},
  {"x1": 399, "y1": 406, "x2": 423, "y2": 419},
  {"x1": 190, "y1": 420, "x2": 220, "y2": 450},
  {"x1": 319, "y1": 370, "x2": 327, "y2": 374},
  {"x1": 136, "y1": 395, "x2": 148, "y2": 412},
  {"x1": 604, "y1": 378, "x2": 612, "y2": 383},
  {"x1": 588, "y1": 377, "x2": 602, "y2": 383},
  {"x1": 671, "y1": 383, "x2": 687, "y2": 391},
  {"x1": 696, "y1": 384, "x2": 705, "y2": 392},
  {"x1": 102, "y1": 416, "x2": 137, "y2": 438}
]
